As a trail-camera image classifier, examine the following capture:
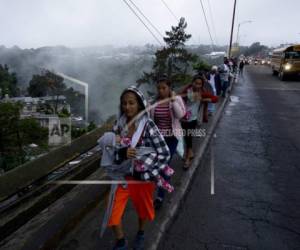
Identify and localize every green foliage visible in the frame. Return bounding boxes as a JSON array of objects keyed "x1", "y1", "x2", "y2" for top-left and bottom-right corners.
[
  {"x1": 0, "y1": 102, "x2": 22, "y2": 155},
  {"x1": 58, "y1": 107, "x2": 71, "y2": 118},
  {"x1": 71, "y1": 121, "x2": 97, "y2": 140},
  {"x1": 63, "y1": 87, "x2": 85, "y2": 117},
  {"x1": 71, "y1": 127, "x2": 86, "y2": 139},
  {"x1": 164, "y1": 18, "x2": 192, "y2": 48},
  {"x1": 137, "y1": 17, "x2": 198, "y2": 87},
  {"x1": 28, "y1": 70, "x2": 65, "y2": 97},
  {"x1": 193, "y1": 59, "x2": 212, "y2": 73},
  {"x1": 28, "y1": 72, "x2": 84, "y2": 117},
  {"x1": 19, "y1": 118, "x2": 48, "y2": 146},
  {"x1": 0, "y1": 102, "x2": 48, "y2": 171},
  {"x1": 27, "y1": 74, "x2": 49, "y2": 97},
  {"x1": 244, "y1": 42, "x2": 268, "y2": 57},
  {"x1": 87, "y1": 121, "x2": 97, "y2": 132},
  {"x1": 0, "y1": 64, "x2": 19, "y2": 97}
]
